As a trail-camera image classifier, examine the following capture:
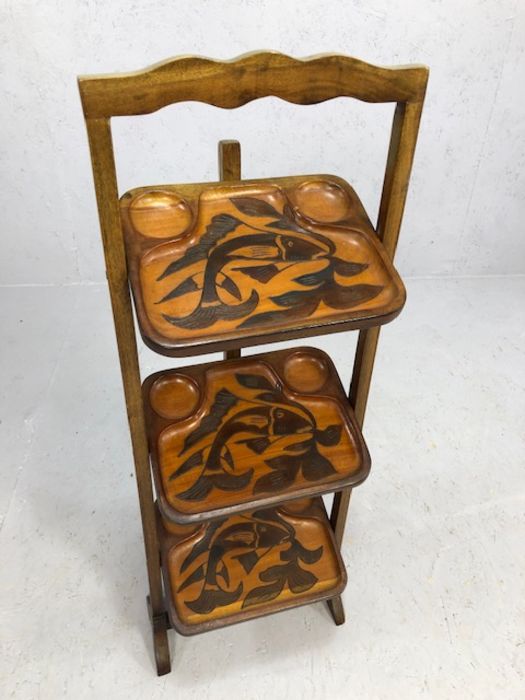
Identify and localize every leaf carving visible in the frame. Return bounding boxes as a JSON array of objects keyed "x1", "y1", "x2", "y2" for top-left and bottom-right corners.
[
  {"x1": 186, "y1": 583, "x2": 243, "y2": 615},
  {"x1": 265, "y1": 218, "x2": 307, "y2": 234},
  {"x1": 217, "y1": 561, "x2": 230, "y2": 588},
  {"x1": 177, "y1": 475, "x2": 214, "y2": 501},
  {"x1": 333, "y1": 259, "x2": 368, "y2": 277},
  {"x1": 287, "y1": 564, "x2": 317, "y2": 593},
  {"x1": 295, "y1": 543, "x2": 323, "y2": 565},
  {"x1": 230, "y1": 197, "x2": 282, "y2": 219},
  {"x1": 284, "y1": 439, "x2": 312, "y2": 453},
  {"x1": 253, "y1": 468, "x2": 295, "y2": 495},
  {"x1": 301, "y1": 447, "x2": 337, "y2": 482},
  {"x1": 270, "y1": 289, "x2": 317, "y2": 308},
  {"x1": 293, "y1": 268, "x2": 330, "y2": 287},
  {"x1": 242, "y1": 579, "x2": 285, "y2": 609},
  {"x1": 180, "y1": 520, "x2": 224, "y2": 573},
  {"x1": 221, "y1": 446, "x2": 234, "y2": 470},
  {"x1": 211, "y1": 469, "x2": 254, "y2": 491},
  {"x1": 234, "y1": 264, "x2": 280, "y2": 283},
  {"x1": 255, "y1": 391, "x2": 282, "y2": 403},
  {"x1": 235, "y1": 373, "x2": 274, "y2": 391},
  {"x1": 177, "y1": 563, "x2": 205, "y2": 593},
  {"x1": 322, "y1": 283, "x2": 383, "y2": 309},
  {"x1": 258, "y1": 564, "x2": 287, "y2": 583},
  {"x1": 169, "y1": 449, "x2": 203, "y2": 481},
  {"x1": 240, "y1": 437, "x2": 271, "y2": 454},
  {"x1": 157, "y1": 276, "x2": 199, "y2": 304},
  {"x1": 315, "y1": 424, "x2": 342, "y2": 447},
  {"x1": 221, "y1": 275, "x2": 242, "y2": 300},
  {"x1": 264, "y1": 454, "x2": 300, "y2": 472},
  {"x1": 234, "y1": 550, "x2": 259, "y2": 574}
]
